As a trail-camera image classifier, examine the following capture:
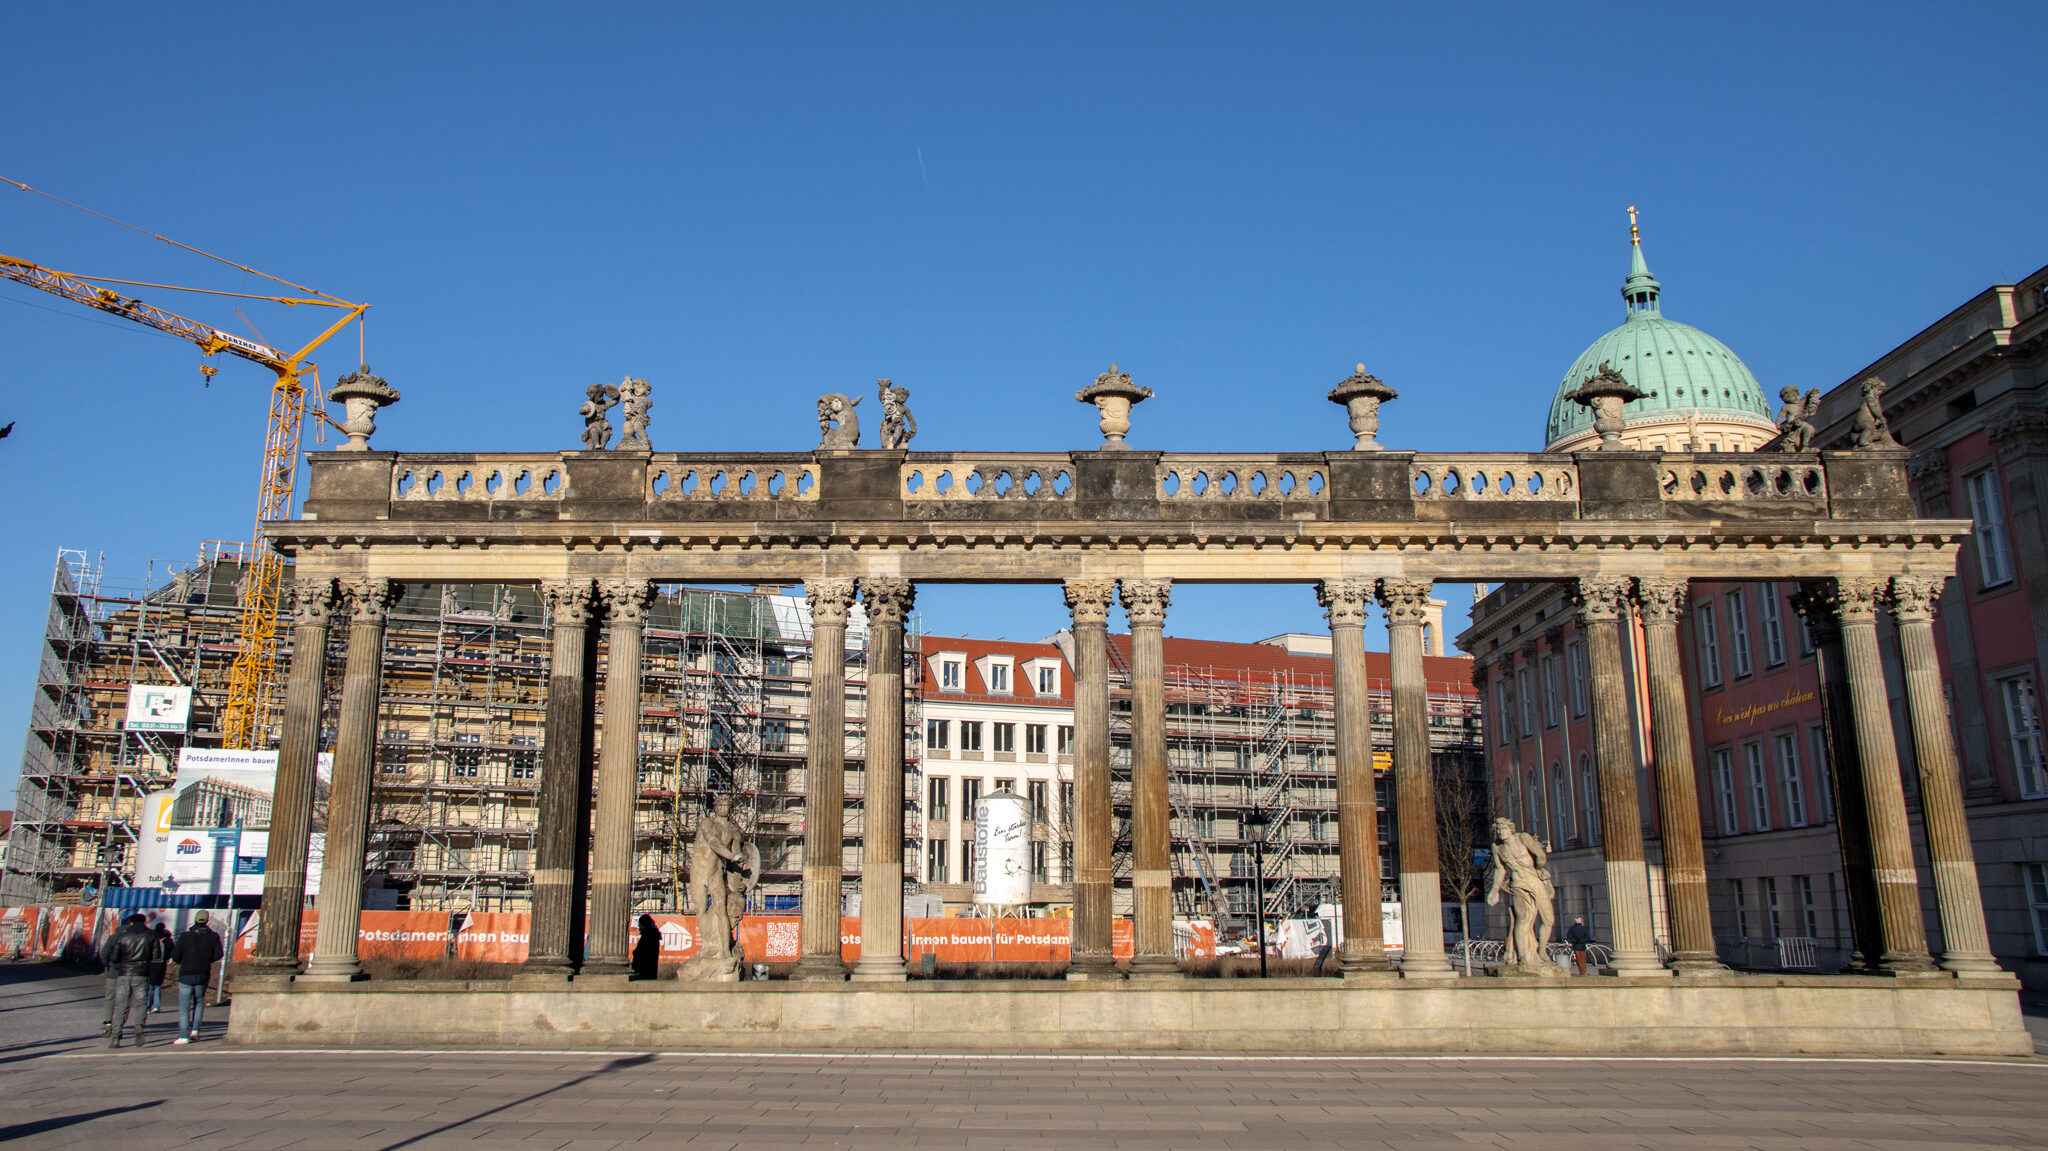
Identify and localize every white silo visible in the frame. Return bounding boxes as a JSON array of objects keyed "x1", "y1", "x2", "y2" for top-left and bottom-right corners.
[{"x1": 972, "y1": 787, "x2": 1034, "y2": 909}]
